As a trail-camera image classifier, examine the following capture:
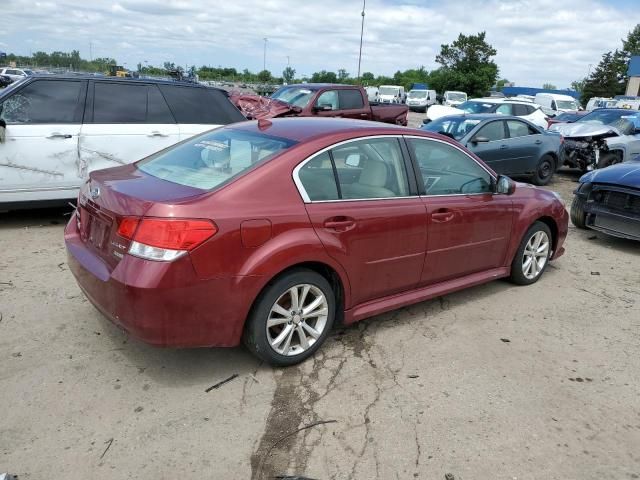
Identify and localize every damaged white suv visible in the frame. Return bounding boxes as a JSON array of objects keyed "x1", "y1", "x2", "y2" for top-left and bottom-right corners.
[{"x1": 0, "y1": 75, "x2": 245, "y2": 208}]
